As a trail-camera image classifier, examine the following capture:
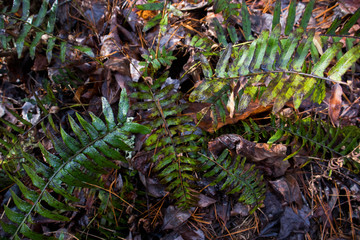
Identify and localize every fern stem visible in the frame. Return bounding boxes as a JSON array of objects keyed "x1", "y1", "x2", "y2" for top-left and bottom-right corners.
[{"x1": 210, "y1": 70, "x2": 349, "y2": 85}]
